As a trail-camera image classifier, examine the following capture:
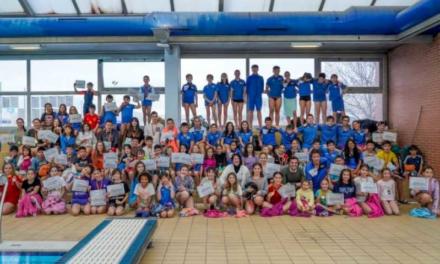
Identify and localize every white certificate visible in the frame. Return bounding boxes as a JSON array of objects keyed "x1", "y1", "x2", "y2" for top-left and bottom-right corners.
[
  {"x1": 69, "y1": 114, "x2": 82, "y2": 123},
  {"x1": 360, "y1": 181, "x2": 378, "y2": 193},
  {"x1": 128, "y1": 88, "x2": 142, "y2": 102},
  {"x1": 171, "y1": 153, "x2": 192, "y2": 165},
  {"x1": 143, "y1": 159, "x2": 157, "y2": 171},
  {"x1": 107, "y1": 183, "x2": 125, "y2": 197},
  {"x1": 38, "y1": 130, "x2": 59, "y2": 143},
  {"x1": 364, "y1": 156, "x2": 378, "y2": 168},
  {"x1": 160, "y1": 132, "x2": 174, "y2": 142},
  {"x1": 0, "y1": 134, "x2": 15, "y2": 143},
  {"x1": 191, "y1": 153, "x2": 204, "y2": 164},
  {"x1": 103, "y1": 152, "x2": 118, "y2": 169},
  {"x1": 157, "y1": 156, "x2": 170, "y2": 168},
  {"x1": 43, "y1": 147, "x2": 59, "y2": 162},
  {"x1": 387, "y1": 162, "x2": 397, "y2": 171},
  {"x1": 75, "y1": 80, "x2": 86, "y2": 88},
  {"x1": 147, "y1": 93, "x2": 160, "y2": 102},
  {"x1": 104, "y1": 102, "x2": 118, "y2": 112},
  {"x1": 372, "y1": 132, "x2": 383, "y2": 143},
  {"x1": 43, "y1": 177, "x2": 64, "y2": 191},
  {"x1": 90, "y1": 189, "x2": 107, "y2": 206},
  {"x1": 72, "y1": 179, "x2": 89, "y2": 192},
  {"x1": 409, "y1": 177, "x2": 429, "y2": 191},
  {"x1": 197, "y1": 181, "x2": 214, "y2": 198},
  {"x1": 55, "y1": 154, "x2": 68, "y2": 165},
  {"x1": 103, "y1": 141, "x2": 111, "y2": 150},
  {"x1": 146, "y1": 183, "x2": 156, "y2": 196},
  {"x1": 22, "y1": 136, "x2": 36, "y2": 146},
  {"x1": 382, "y1": 131, "x2": 397, "y2": 142},
  {"x1": 279, "y1": 183, "x2": 296, "y2": 199},
  {"x1": 123, "y1": 137, "x2": 132, "y2": 146},
  {"x1": 295, "y1": 152, "x2": 309, "y2": 162},
  {"x1": 326, "y1": 192, "x2": 345, "y2": 205},
  {"x1": 265, "y1": 163, "x2": 281, "y2": 178},
  {"x1": 329, "y1": 164, "x2": 345, "y2": 178}
]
